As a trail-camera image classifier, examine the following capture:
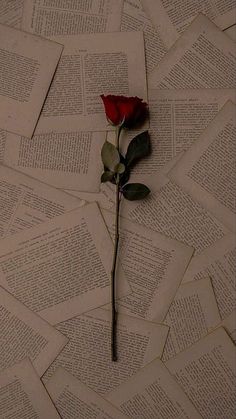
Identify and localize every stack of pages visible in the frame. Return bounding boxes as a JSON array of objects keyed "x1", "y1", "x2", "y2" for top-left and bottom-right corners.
[{"x1": 0, "y1": 1, "x2": 235, "y2": 418}]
